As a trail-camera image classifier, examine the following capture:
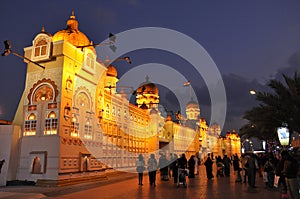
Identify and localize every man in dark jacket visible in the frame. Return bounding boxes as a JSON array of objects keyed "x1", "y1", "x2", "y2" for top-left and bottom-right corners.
[{"x1": 281, "y1": 150, "x2": 299, "y2": 199}]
